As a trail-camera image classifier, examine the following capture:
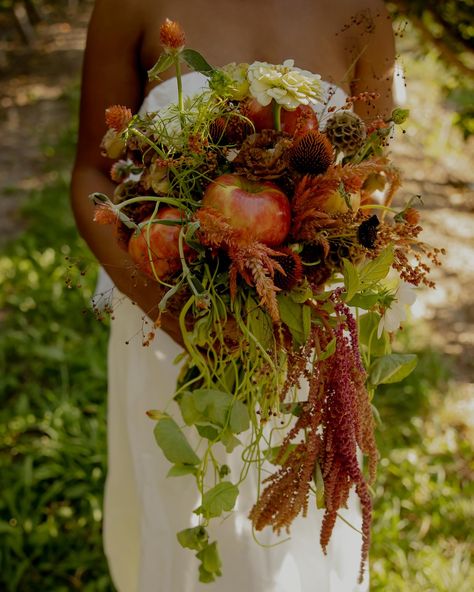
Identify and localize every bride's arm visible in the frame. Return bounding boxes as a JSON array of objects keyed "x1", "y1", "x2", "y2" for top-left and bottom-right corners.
[
  {"x1": 70, "y1": 0, "x2": 184, "y2": 345},
  {"x1": 349, "y1": 0, "x2": 396, "y2": 120}
]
